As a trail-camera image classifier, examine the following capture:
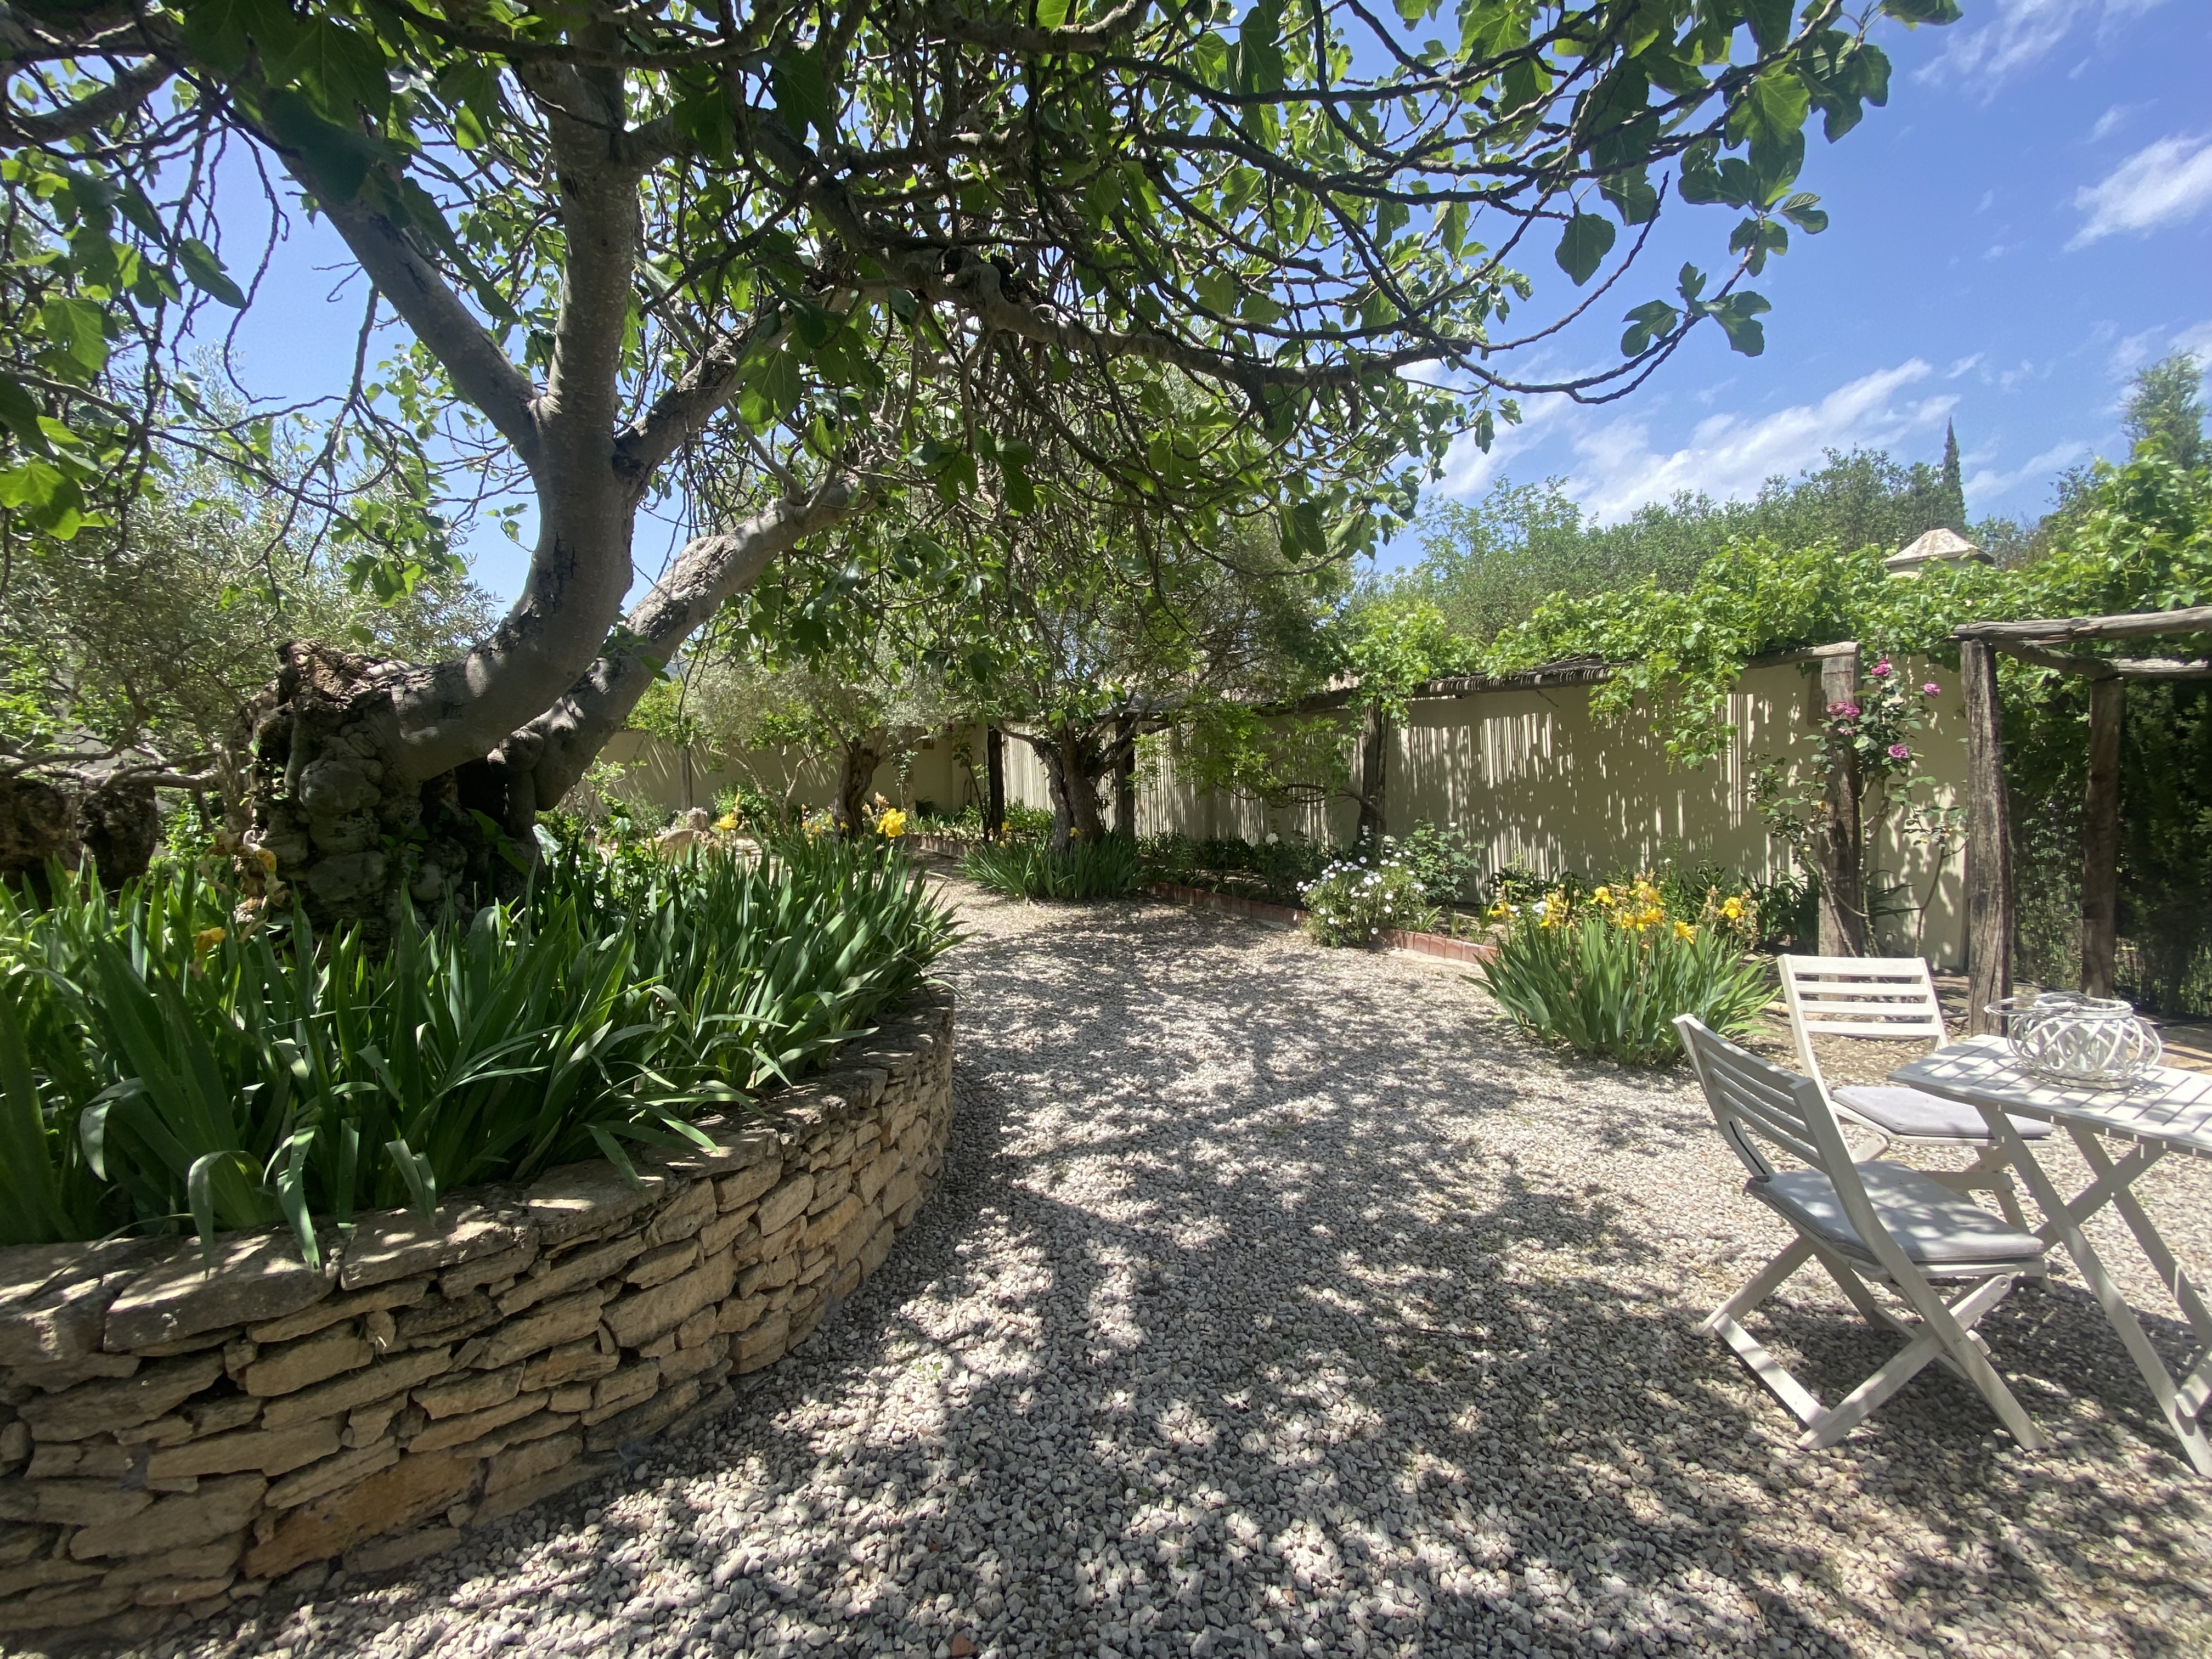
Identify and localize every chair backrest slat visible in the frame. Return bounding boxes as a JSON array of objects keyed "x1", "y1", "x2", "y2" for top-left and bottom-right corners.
[
  {"x1": 1674, "y1": 1015, "x2": 1845, "y2": 1177},
  {"x1": 1776, "y1": 954, "x2": 1947, "y2": 1092}
]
